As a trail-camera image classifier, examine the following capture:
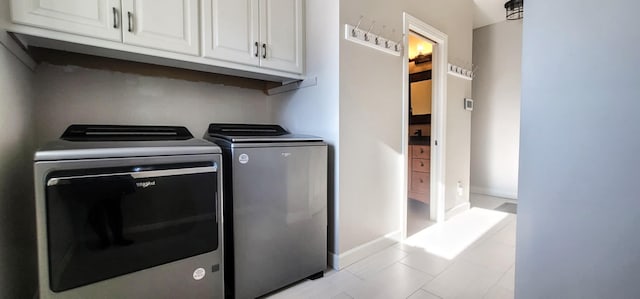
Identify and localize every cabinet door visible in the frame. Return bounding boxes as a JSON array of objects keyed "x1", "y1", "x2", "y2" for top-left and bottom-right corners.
[
  {"x1": 259, "y1": 0, "x2": 303, "y2": 73},
  {"x1": 122, "y1": 0, "x2": 199, "y2": 56},
  {"x1": 203, "y1": 0, "x2": 260, "y2": 67},
  {"x1": 11, "y1": 0, "x2": 122, "y2": 41}
]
